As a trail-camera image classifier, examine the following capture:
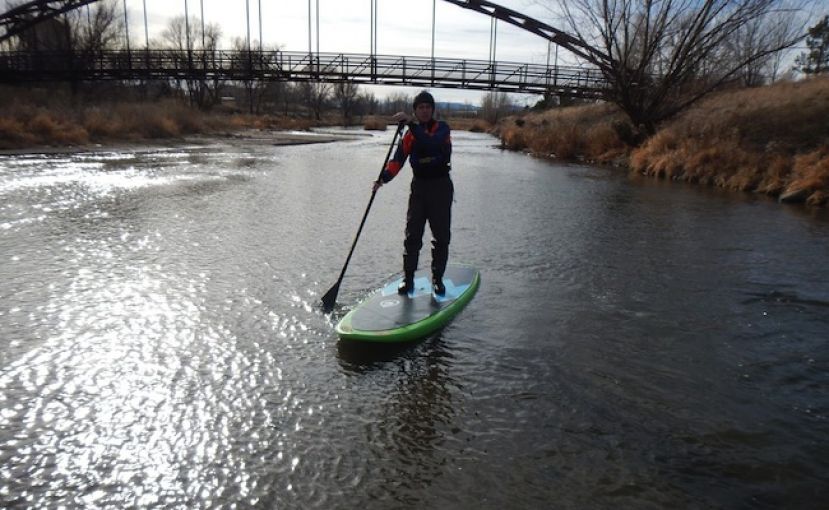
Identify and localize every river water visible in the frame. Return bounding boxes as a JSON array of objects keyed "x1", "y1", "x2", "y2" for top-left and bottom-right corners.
[{"x1": 1, "y1": 129, "x2": 827, "y2": 509}]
